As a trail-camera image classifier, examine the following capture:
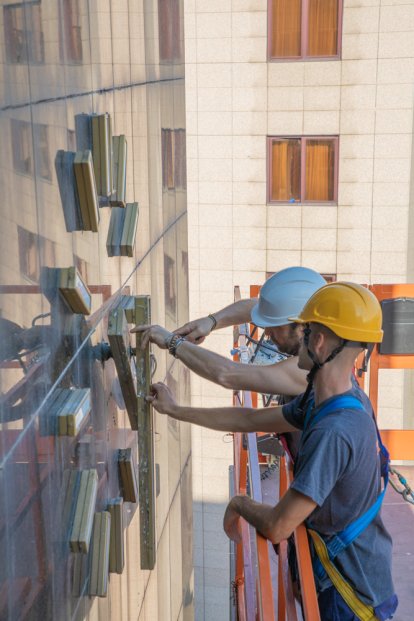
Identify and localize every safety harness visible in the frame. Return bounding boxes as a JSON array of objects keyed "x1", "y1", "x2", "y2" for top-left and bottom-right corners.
[{"x1": 303, "y1": 395, "x2": 390, "y2": 621}]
